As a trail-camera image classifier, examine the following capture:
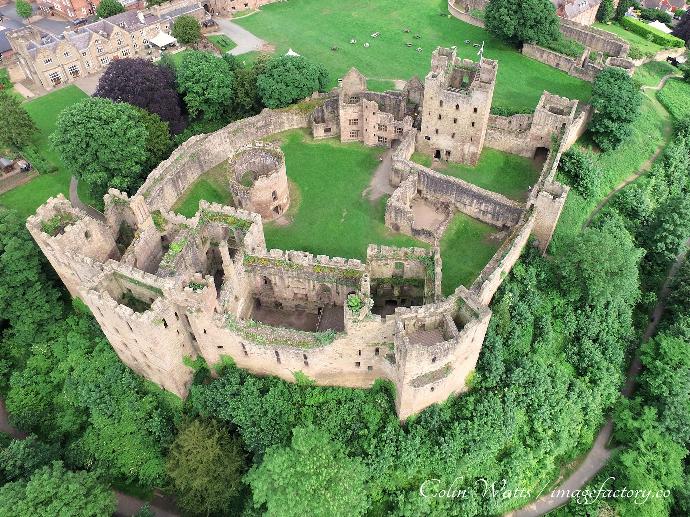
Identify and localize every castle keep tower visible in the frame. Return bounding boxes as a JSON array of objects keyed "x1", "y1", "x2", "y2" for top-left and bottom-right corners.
[{"x1": 418, "y1": 47, "x2": 497, "y2": 165}]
